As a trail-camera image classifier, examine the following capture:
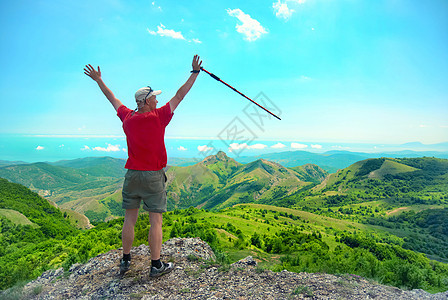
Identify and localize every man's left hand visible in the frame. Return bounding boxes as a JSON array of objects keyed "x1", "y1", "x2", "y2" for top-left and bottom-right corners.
[{"x1": 192, "y1": 55, "x2": 202, "y2": 72}]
